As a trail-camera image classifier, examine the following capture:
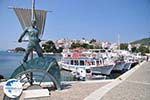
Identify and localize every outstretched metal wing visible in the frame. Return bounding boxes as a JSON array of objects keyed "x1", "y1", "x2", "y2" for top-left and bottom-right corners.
[{"x1": 13, "y1": 7, "x2": 47, "y2": 37}]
